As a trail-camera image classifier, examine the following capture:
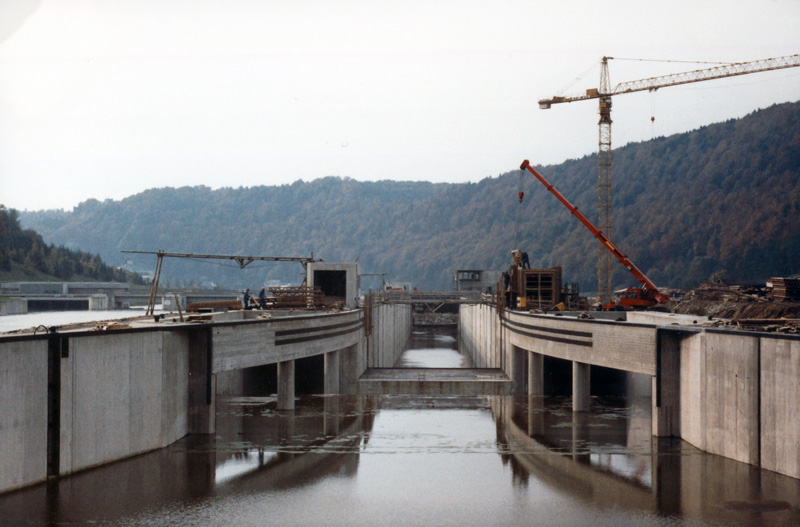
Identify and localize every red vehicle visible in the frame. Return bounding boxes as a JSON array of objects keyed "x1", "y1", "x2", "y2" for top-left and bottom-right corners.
[{"x1": 520, "y1": 160, "x2": 669, "y2": 310}]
